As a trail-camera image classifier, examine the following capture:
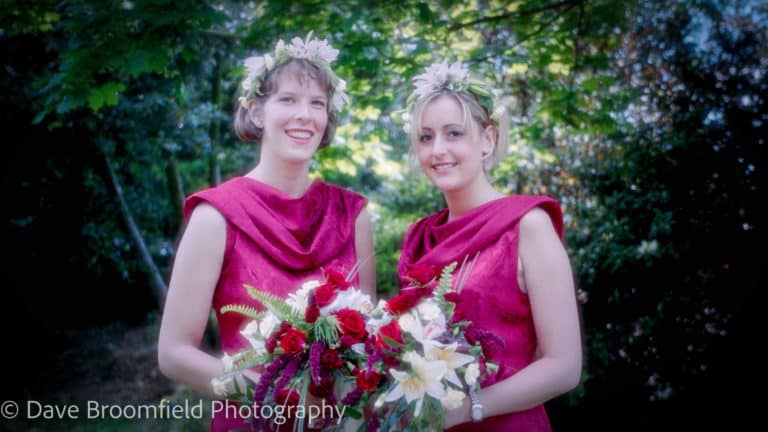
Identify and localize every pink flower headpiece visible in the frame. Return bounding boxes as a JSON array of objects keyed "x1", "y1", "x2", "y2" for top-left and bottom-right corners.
[{"x1": 239, "y1": 32, "x2": 349, "y2": 112}]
